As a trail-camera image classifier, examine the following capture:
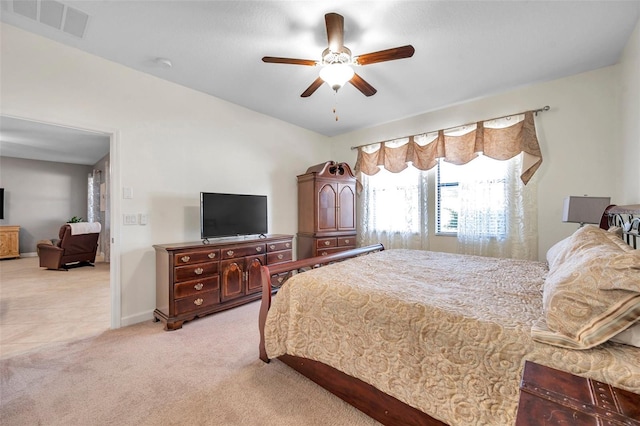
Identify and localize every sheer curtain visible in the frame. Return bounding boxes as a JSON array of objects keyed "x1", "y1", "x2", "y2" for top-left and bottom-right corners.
[
  {"x1": 457, "y1": 153, "x2": 538, "y2": 259},
  {"x1": 358, "y1": 166, "x2": 429, "y2": 249}
]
